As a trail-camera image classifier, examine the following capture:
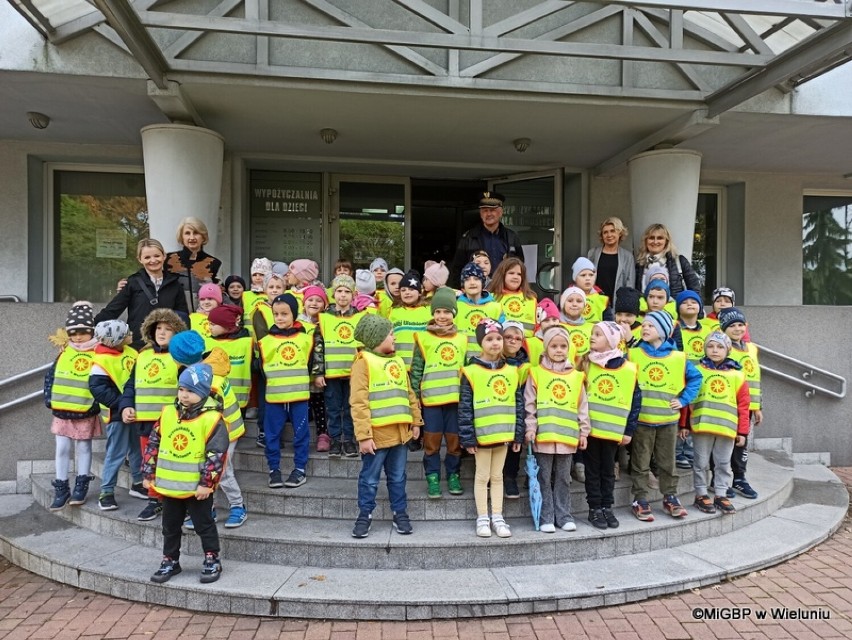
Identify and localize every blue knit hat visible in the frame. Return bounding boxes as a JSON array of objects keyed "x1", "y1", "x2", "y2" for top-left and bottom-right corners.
[
  {"x1": 645, "y1": 310, "x2": 674, "y2": 340},
  {"x1": 178, "y1": 363, "x2": 213, "y2": 399},
  {"x1": 169, "y1": 330, "x2": 206, "y2": 365},
  {"x1": 675, "y1": 290, "x2": 702, "y2": 309},
  {"x1": 644, "y1": 279, "x2": 671, "y2": 301},
  {"x1": 272, "y1": 293, "x2": 299, "y2": 320},
  {"x1": 718, "y1": 307, "x2": 747, "y2": 332},
  {"x1": 460, "y1": 262, "x2": 486, "y2": 286}
]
